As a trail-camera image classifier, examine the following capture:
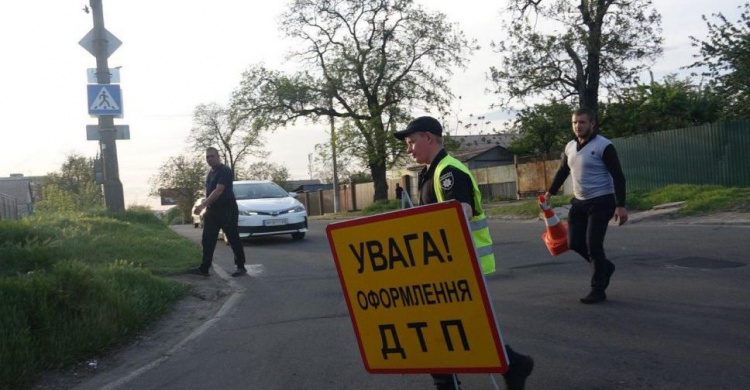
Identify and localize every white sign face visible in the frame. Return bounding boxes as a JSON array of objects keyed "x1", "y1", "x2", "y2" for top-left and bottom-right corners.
[
  {"x1": 79, "y1": 28, "x2": 122, "y2": 58},
  {"x1": 87, "y1": 68, "x2": 120, "y2": 83},
  {"x1": 86, "y1": 125, "x2": 130, "y2": 141},
  {"x1": 87, "y1": 84, "x2": 123, "y2": 116}
]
